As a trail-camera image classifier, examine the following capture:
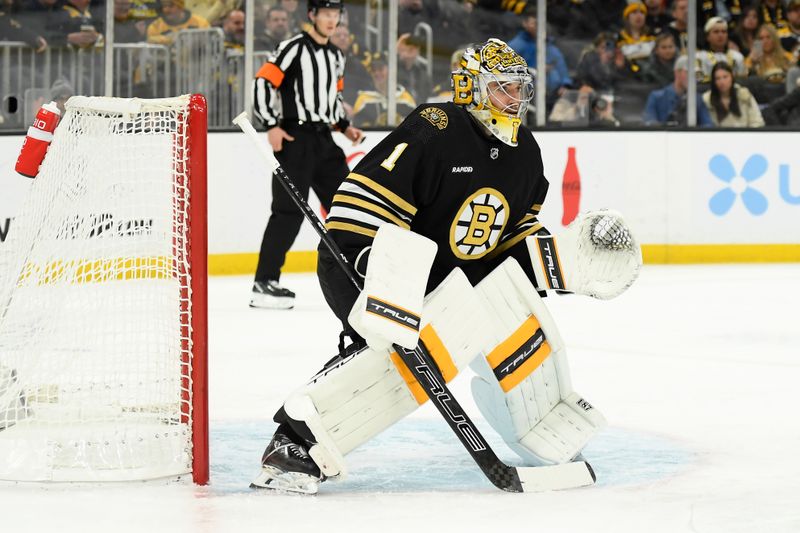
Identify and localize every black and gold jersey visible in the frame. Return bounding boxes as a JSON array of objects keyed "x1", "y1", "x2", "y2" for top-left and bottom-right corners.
[{"x1": 320, "y1": 102, "x2": 549, "y2": 322}]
